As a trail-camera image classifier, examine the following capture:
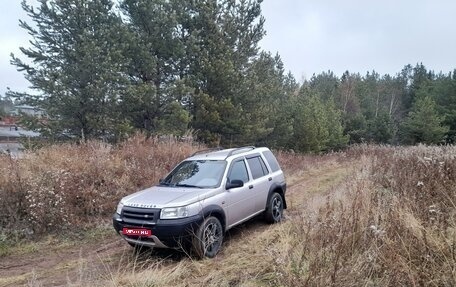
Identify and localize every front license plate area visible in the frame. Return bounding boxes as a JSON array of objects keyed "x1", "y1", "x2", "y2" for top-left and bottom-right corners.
[{"x1": 122, "y1": 228, "x2": 152, "y2": 237}]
